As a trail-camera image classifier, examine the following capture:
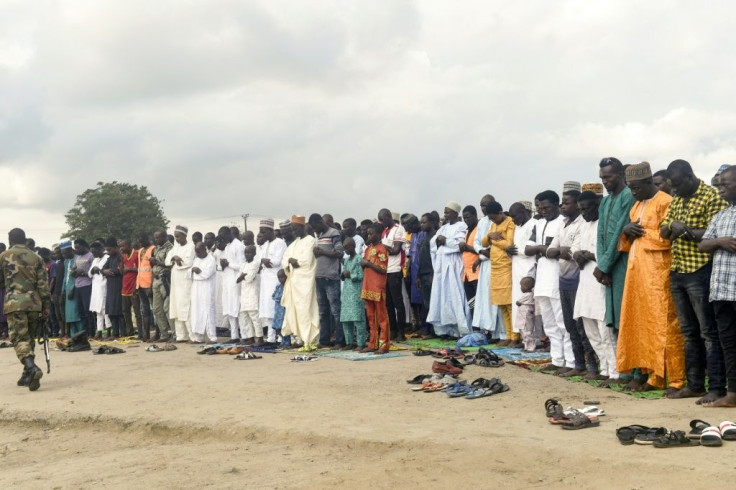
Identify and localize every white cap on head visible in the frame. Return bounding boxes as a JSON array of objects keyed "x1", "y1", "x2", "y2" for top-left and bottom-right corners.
[{"x1": 445, "y1": 201, "x2": 462, "y2": 213}]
